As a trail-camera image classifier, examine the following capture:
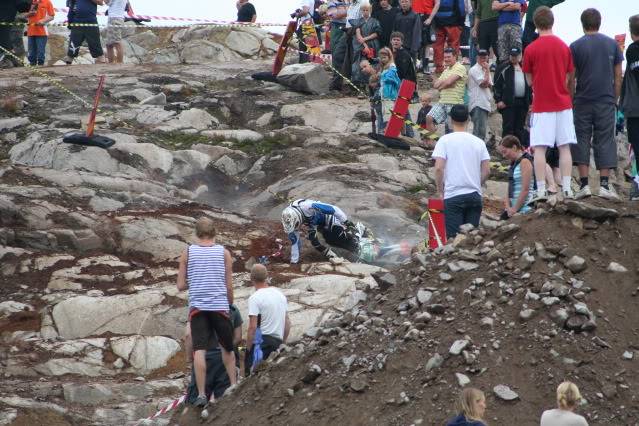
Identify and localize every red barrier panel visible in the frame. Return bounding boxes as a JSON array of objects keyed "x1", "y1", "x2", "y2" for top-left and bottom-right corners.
[
  {"x1": 384, "y1": 79, "x2": 415, "y2": 138},
  {"x1": 427, "y1": 198, "x2": 447, "y2": 250}
]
